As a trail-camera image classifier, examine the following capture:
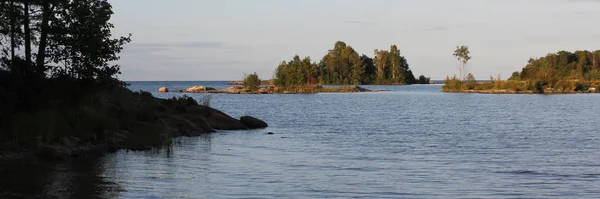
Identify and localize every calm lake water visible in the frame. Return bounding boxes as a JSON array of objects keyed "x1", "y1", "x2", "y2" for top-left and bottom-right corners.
[{"x1": 2, "y1": 81, "x2": 600, "y2": 198}]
